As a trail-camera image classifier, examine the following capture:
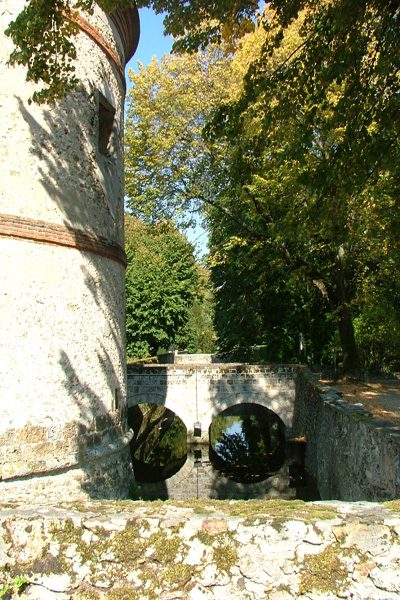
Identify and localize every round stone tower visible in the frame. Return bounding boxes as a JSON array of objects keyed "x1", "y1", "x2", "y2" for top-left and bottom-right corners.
[{"x1": 0, "y1": 1, "x2": 139, "y2": 501}]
